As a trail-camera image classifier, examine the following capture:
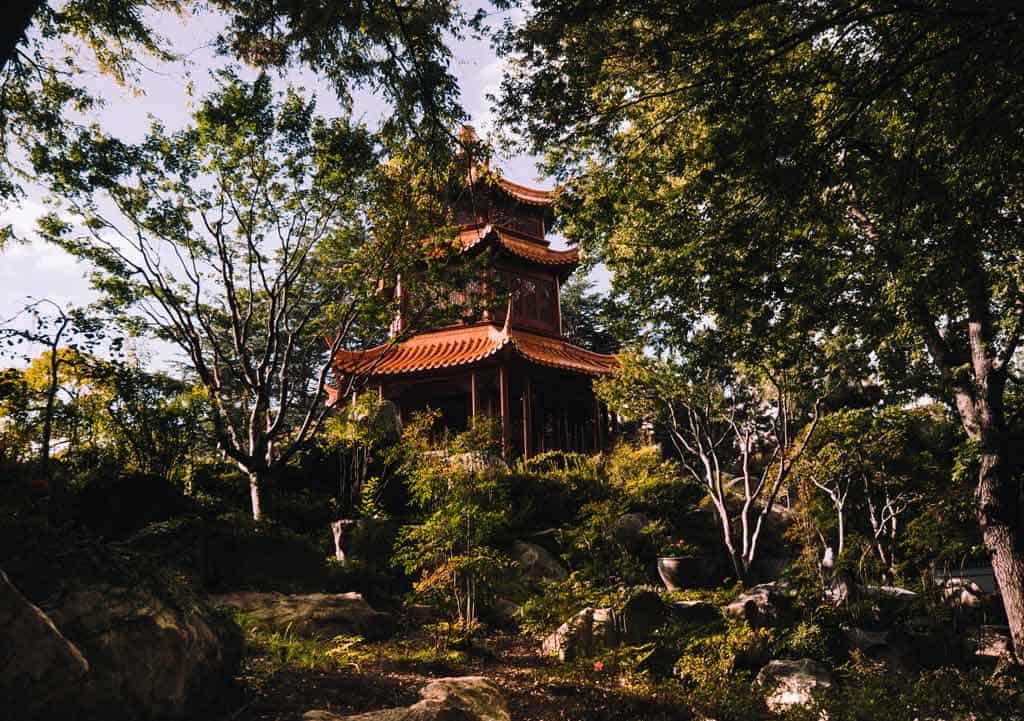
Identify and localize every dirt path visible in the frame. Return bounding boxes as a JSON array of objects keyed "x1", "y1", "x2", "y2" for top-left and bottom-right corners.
[{"x1": 225, "y1": 632, "x2": 690, "y2": 721}]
